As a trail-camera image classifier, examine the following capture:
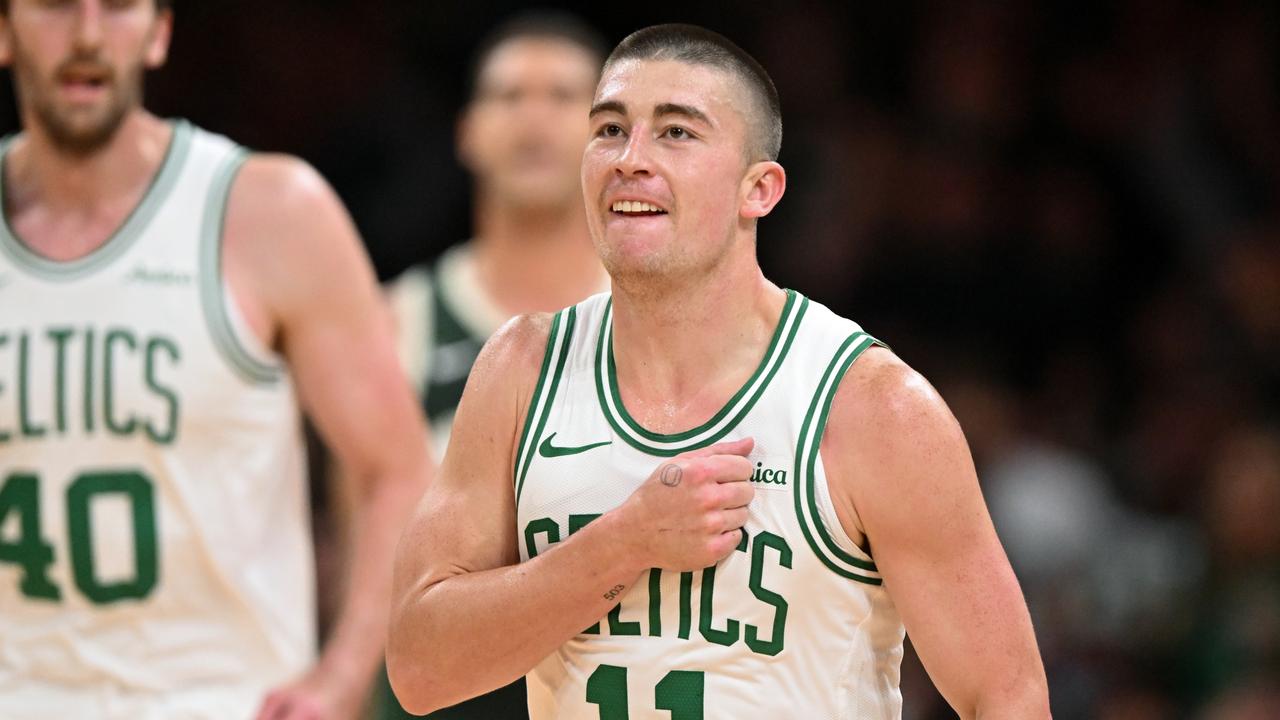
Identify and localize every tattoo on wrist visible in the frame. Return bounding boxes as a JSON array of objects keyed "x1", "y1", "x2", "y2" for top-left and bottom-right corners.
[
  {"x1": 660, "y1": 464, "x2": 682, "y2": 487},
  {"x1": 603, "y1": 584, "x2": 625, "y2": 601}
]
